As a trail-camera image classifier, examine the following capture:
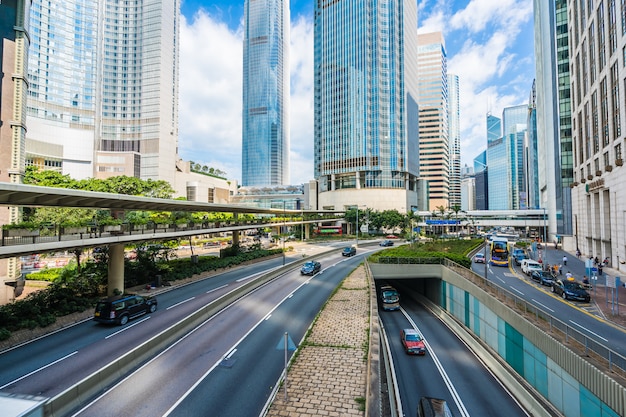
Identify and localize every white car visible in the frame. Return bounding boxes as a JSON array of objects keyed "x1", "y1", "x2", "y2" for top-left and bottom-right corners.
[{"x1": 521, "y1": 259, "x2": 542, "y2": 276}]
